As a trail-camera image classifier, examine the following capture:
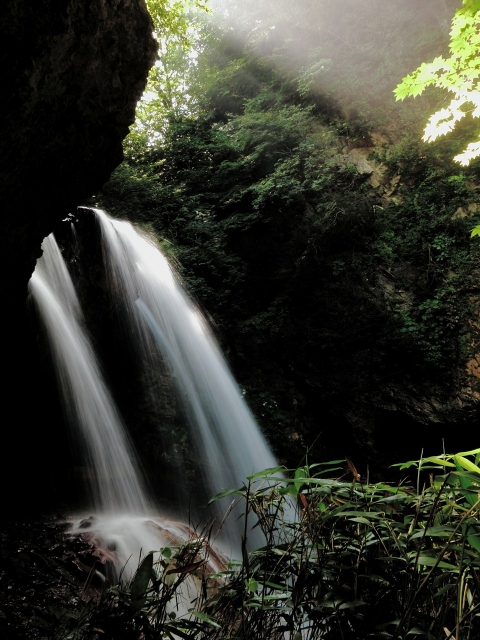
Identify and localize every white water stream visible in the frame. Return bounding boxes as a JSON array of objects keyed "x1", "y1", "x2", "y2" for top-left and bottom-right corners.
[
  {"x1": 29, "y1": 209, "x2": 278, "y2": 577},
  {"x1": 29, "y1": 234, "x2": 149, "y2": 515},
  {"x1": 96, "y1": 210, "x2": 278, "y2": 547}
]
